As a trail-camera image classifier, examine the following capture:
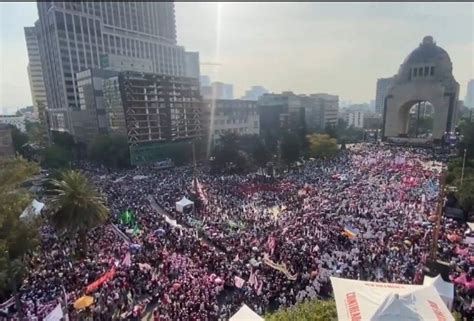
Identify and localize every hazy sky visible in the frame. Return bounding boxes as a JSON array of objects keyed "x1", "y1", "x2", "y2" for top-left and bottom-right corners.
[{"x1": 1, "y1": 2, "x2": 473, "y2": 113}]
